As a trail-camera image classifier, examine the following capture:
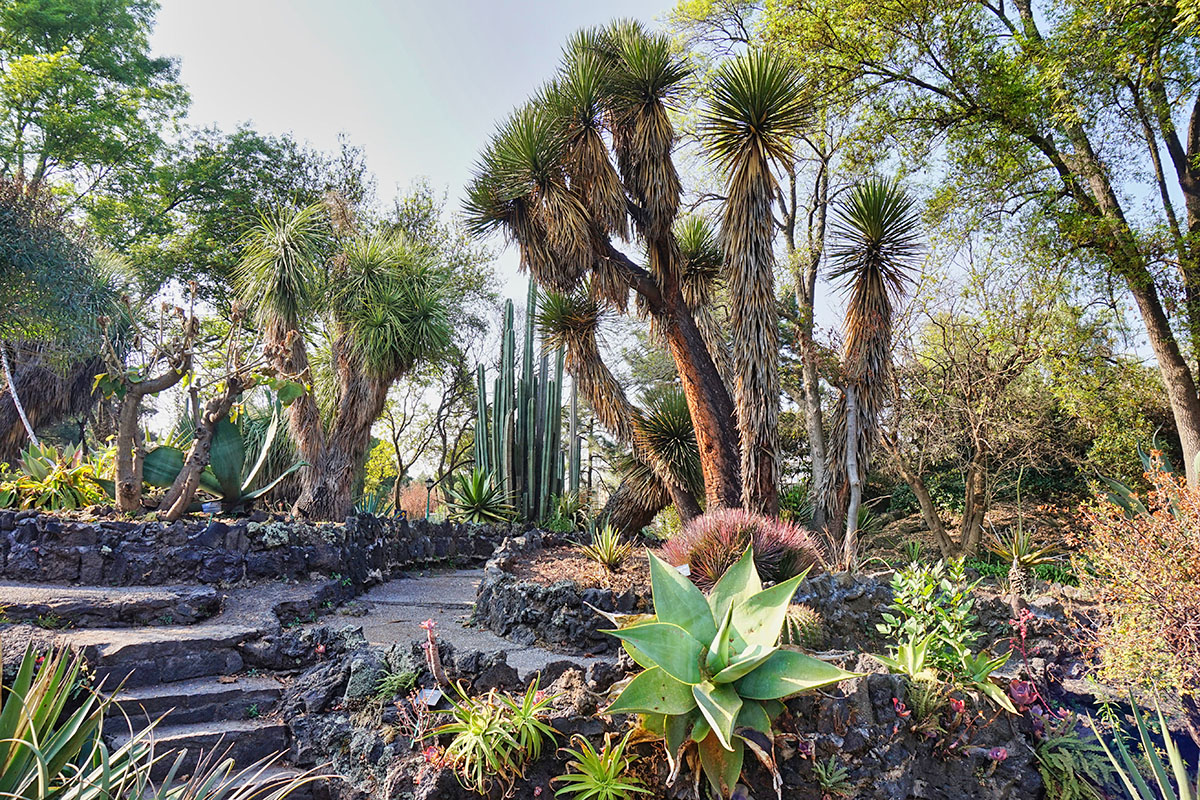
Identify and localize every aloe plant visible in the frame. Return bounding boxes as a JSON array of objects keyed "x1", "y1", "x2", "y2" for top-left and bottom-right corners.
[
  {"x1": 141, "y1": 408, "x2": 304, "y2": 512},
  {"x1": 601, "y1": 548, "x2": 859, "y2": 798},
  {"x1": 1095, "y1": 695, "x2": 1199, "y2": 800}
]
